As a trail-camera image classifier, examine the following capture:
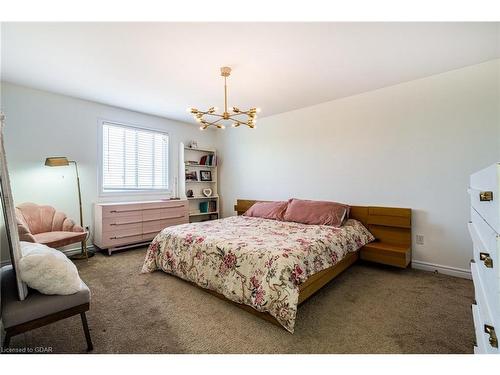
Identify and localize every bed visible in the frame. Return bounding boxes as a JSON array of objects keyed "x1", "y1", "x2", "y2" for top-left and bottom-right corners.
[{"x1": 142, "y1": 199, "x2": 411, "y2": 332}]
